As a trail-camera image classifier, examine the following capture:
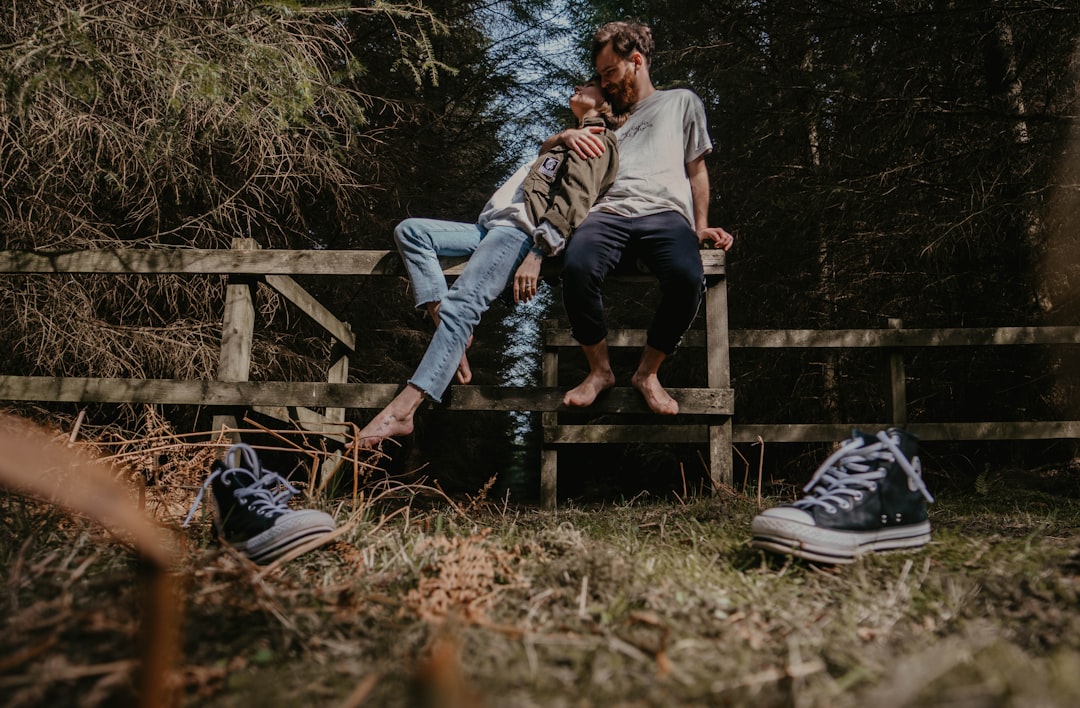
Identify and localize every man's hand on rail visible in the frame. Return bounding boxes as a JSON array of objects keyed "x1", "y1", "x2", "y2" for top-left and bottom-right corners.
[{"x1": 698, "y1": 226, "x2": 734, "y2": 251}]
